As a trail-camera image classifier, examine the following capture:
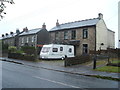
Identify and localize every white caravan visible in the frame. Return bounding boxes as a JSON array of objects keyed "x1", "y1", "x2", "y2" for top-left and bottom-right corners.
[{"x1": 40, "y1": 44, "x2": 74, "y2": 60}]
